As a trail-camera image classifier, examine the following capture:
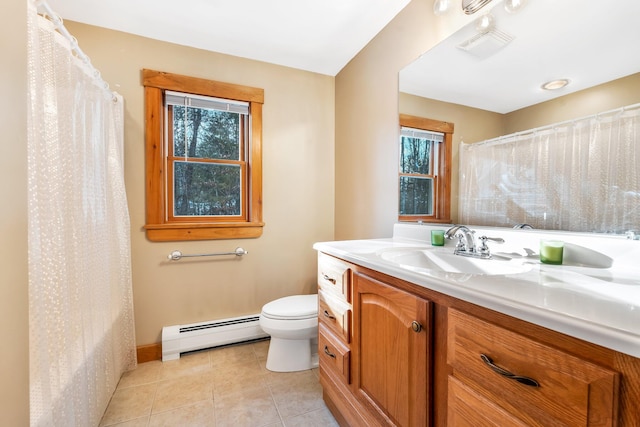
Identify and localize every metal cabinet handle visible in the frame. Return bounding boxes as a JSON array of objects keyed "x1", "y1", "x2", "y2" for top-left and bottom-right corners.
[
  {"x1": 323, "y1": 310, "x2": 336, "y2": 320},
  {"x1": 480, "y1": 354, "x2": 540, "y2": 387},
  {"x1": 324, "y1": 345, "x2": 336, "y2": 358},
  {"x1": 322, "y1": 273, "x2": 336, "y2": 284},
  {"x1": 411, "y1": 321, "x2": 422, "y2": 333}
]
